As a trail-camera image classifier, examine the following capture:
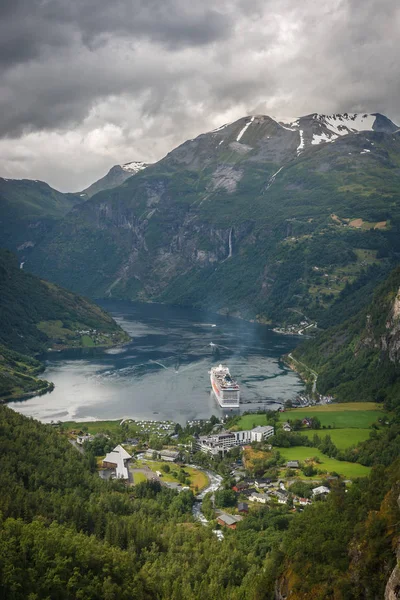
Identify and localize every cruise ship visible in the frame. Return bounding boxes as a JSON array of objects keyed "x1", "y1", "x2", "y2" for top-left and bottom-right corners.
[{"x1": 209, "y1": 364, "x2": 240, "y2": 408}]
